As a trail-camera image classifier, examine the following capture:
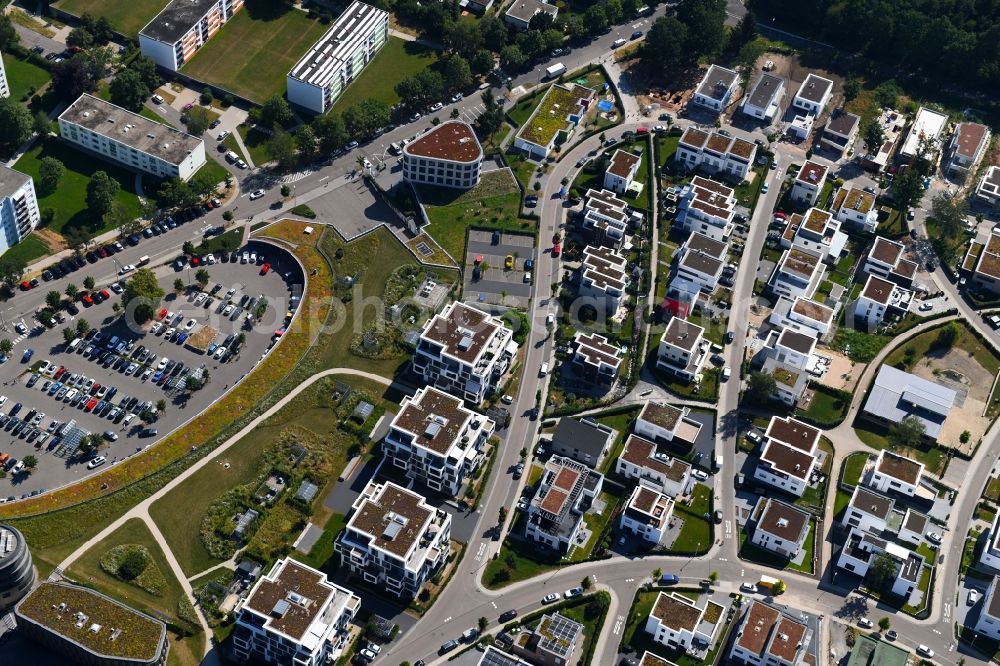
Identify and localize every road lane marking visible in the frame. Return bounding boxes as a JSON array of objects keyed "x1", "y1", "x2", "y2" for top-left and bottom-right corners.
[
  {"x1": 475, "y1": 542, "x2": 486, "y2": 562},
  {"x1": 944, "y1": 603, "x2": 951, "y2": 619},
  {"x1": 491, "y1": 601, "x2": 497, "y2": 608},
  {"x1": 613, "y1": 615, "x2": 625, "y2": 635},
  {"x1": 444, "y1": 616, "x2": 452, "y2": 623}
]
